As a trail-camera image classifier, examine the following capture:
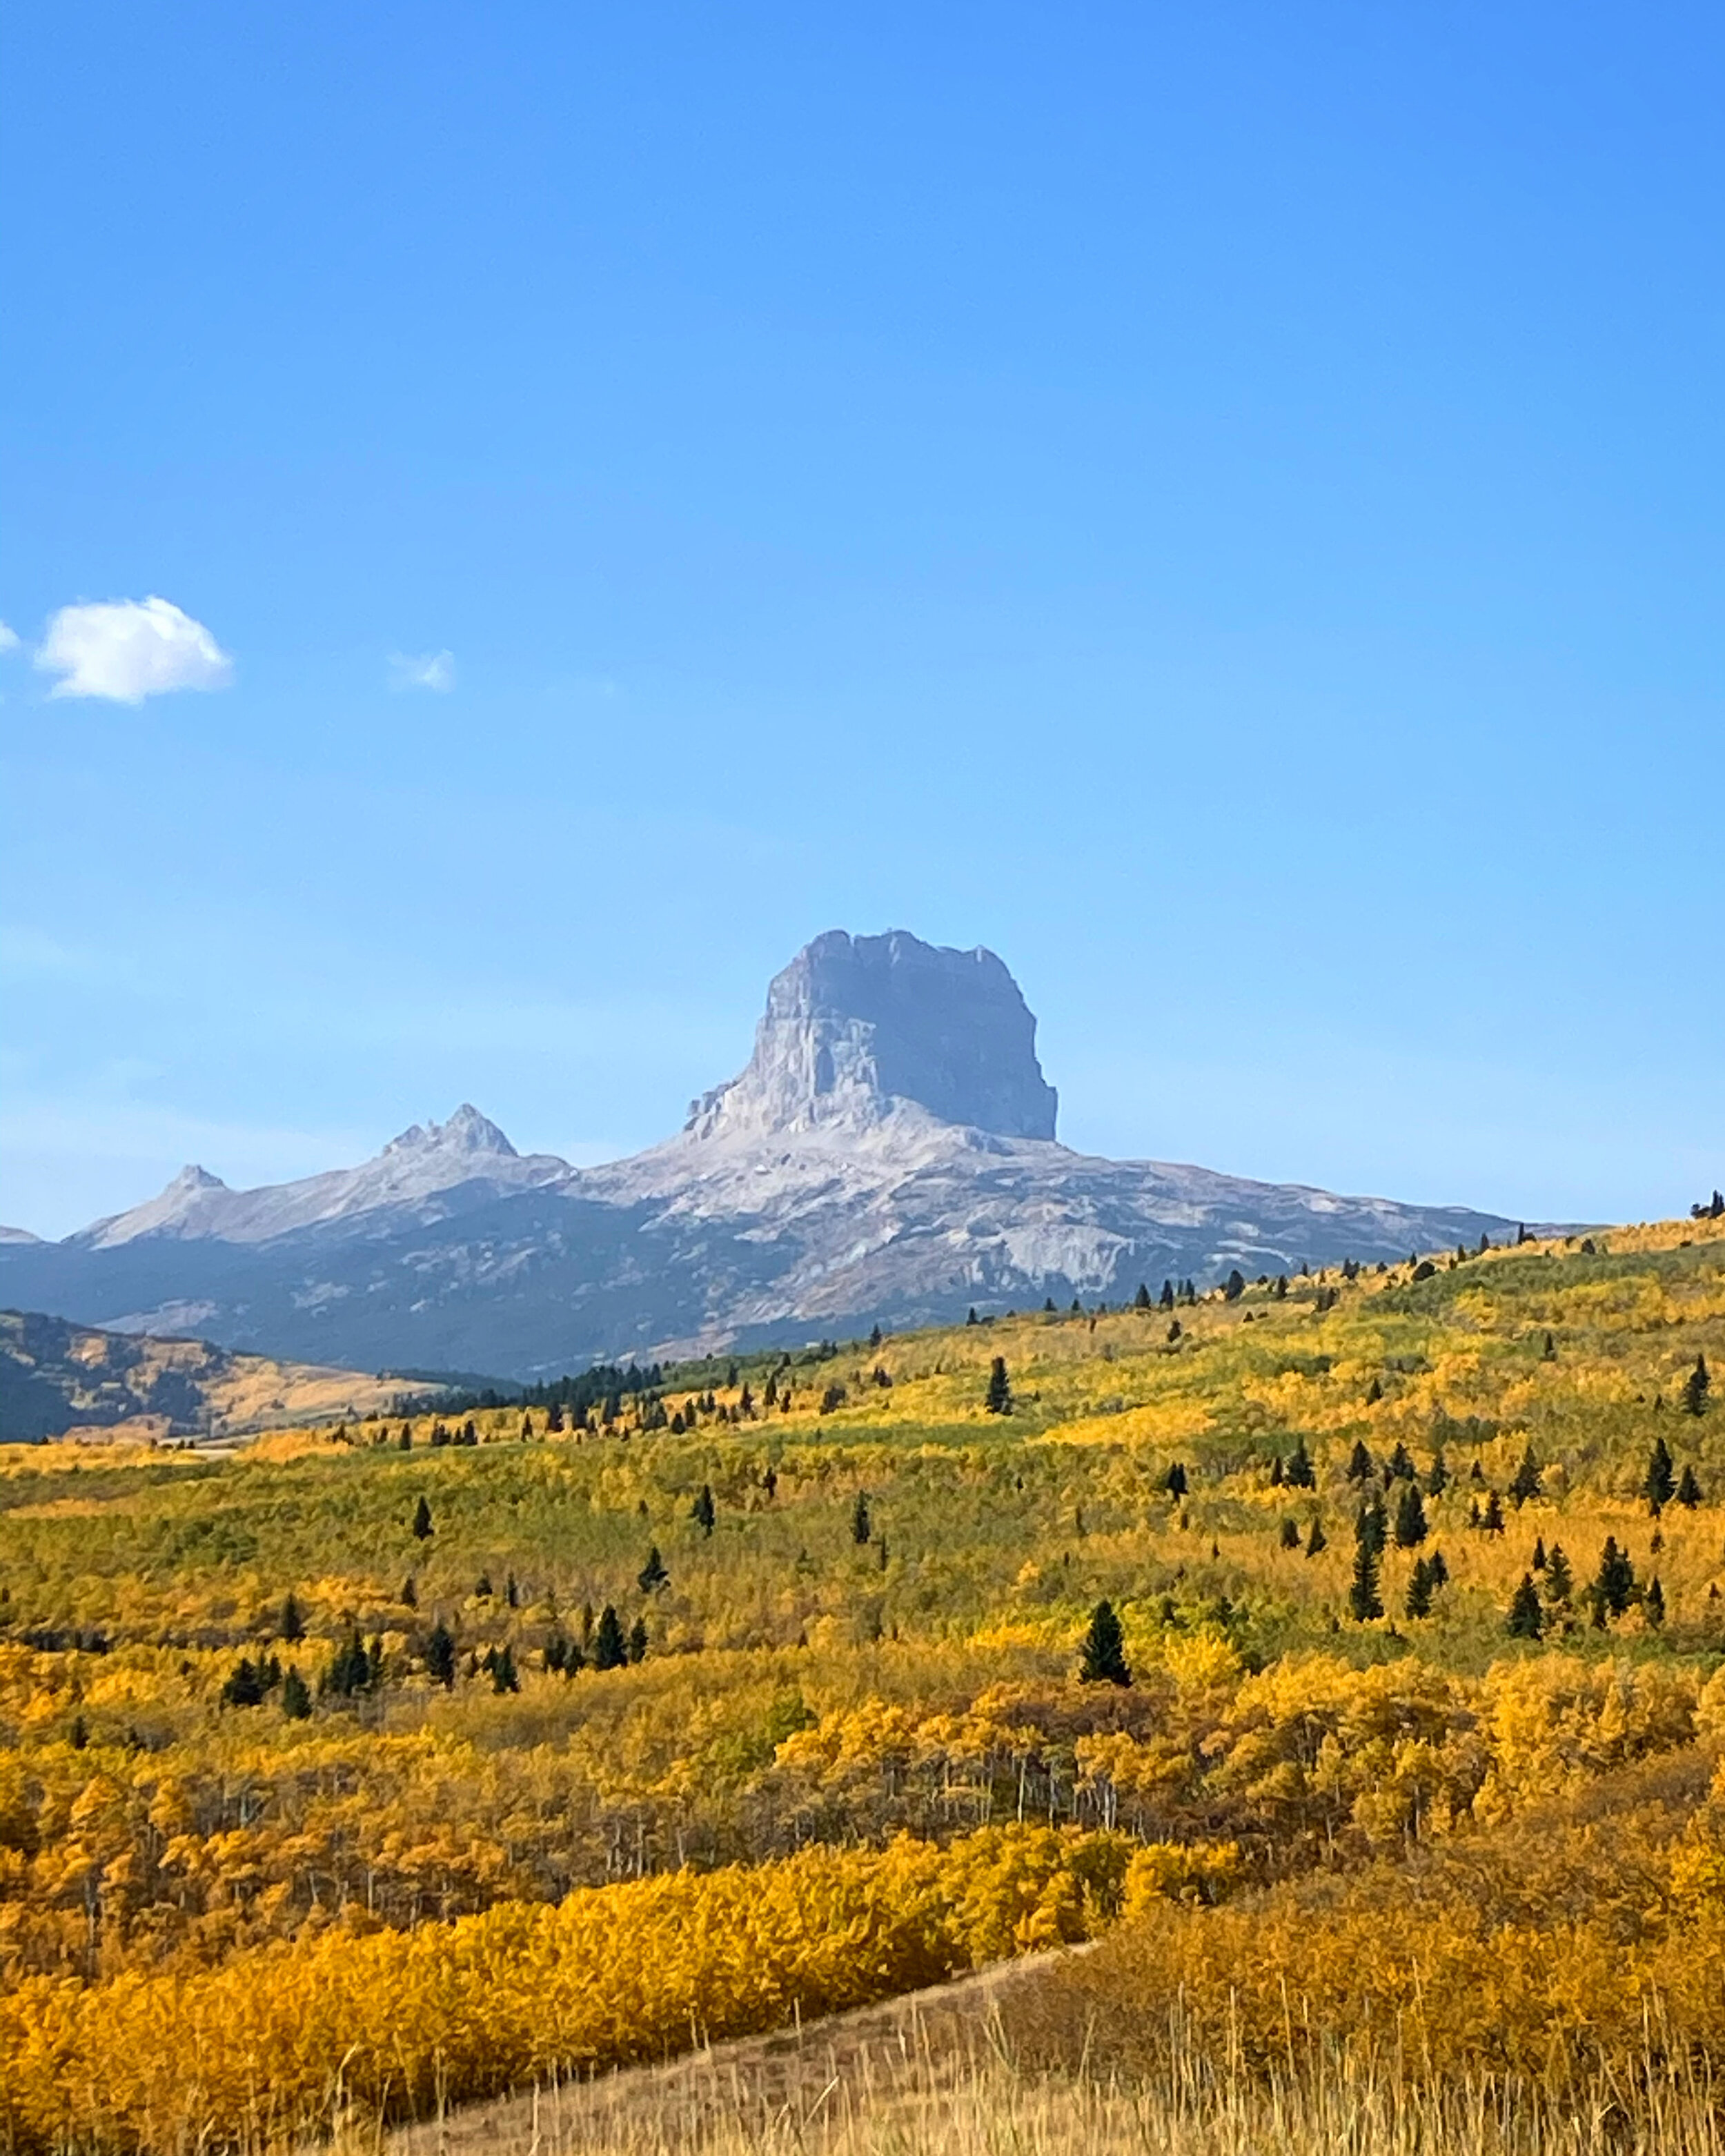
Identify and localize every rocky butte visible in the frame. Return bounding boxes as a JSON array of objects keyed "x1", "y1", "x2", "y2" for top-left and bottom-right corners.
[{"x1": 0, "y1": 930, "x2": 1532, "y2": 1380}]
